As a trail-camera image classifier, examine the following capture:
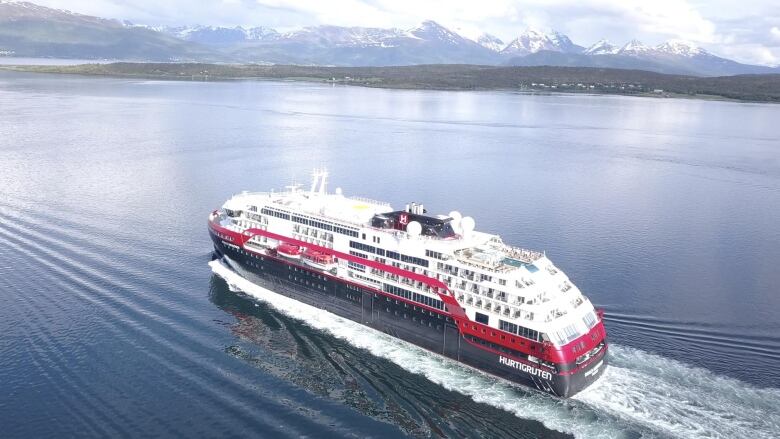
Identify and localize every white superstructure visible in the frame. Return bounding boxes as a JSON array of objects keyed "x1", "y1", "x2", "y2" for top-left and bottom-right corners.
[{"x1": 217, "y1": 170, "x2": 600, "y2": 348}]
